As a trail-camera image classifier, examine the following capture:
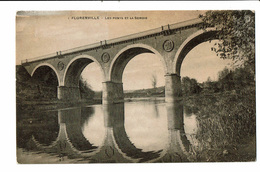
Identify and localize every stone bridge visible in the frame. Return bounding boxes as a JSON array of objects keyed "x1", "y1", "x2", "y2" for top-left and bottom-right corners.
[{"x1": 21, "y1": 17, "x2": 217, "y2": 104}]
